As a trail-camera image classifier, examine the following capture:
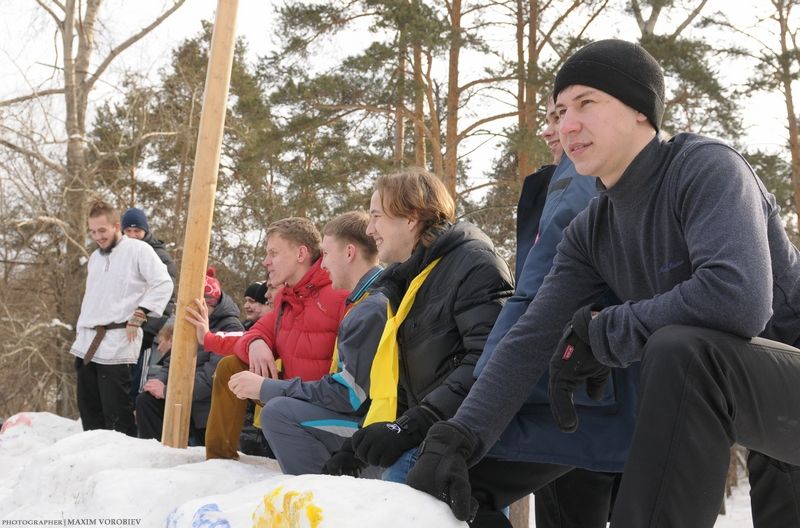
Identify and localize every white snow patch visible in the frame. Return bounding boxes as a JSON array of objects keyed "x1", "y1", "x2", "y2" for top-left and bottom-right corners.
[{"x1": 0, "y1": 412, "x2": 466, "y2": 527}]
